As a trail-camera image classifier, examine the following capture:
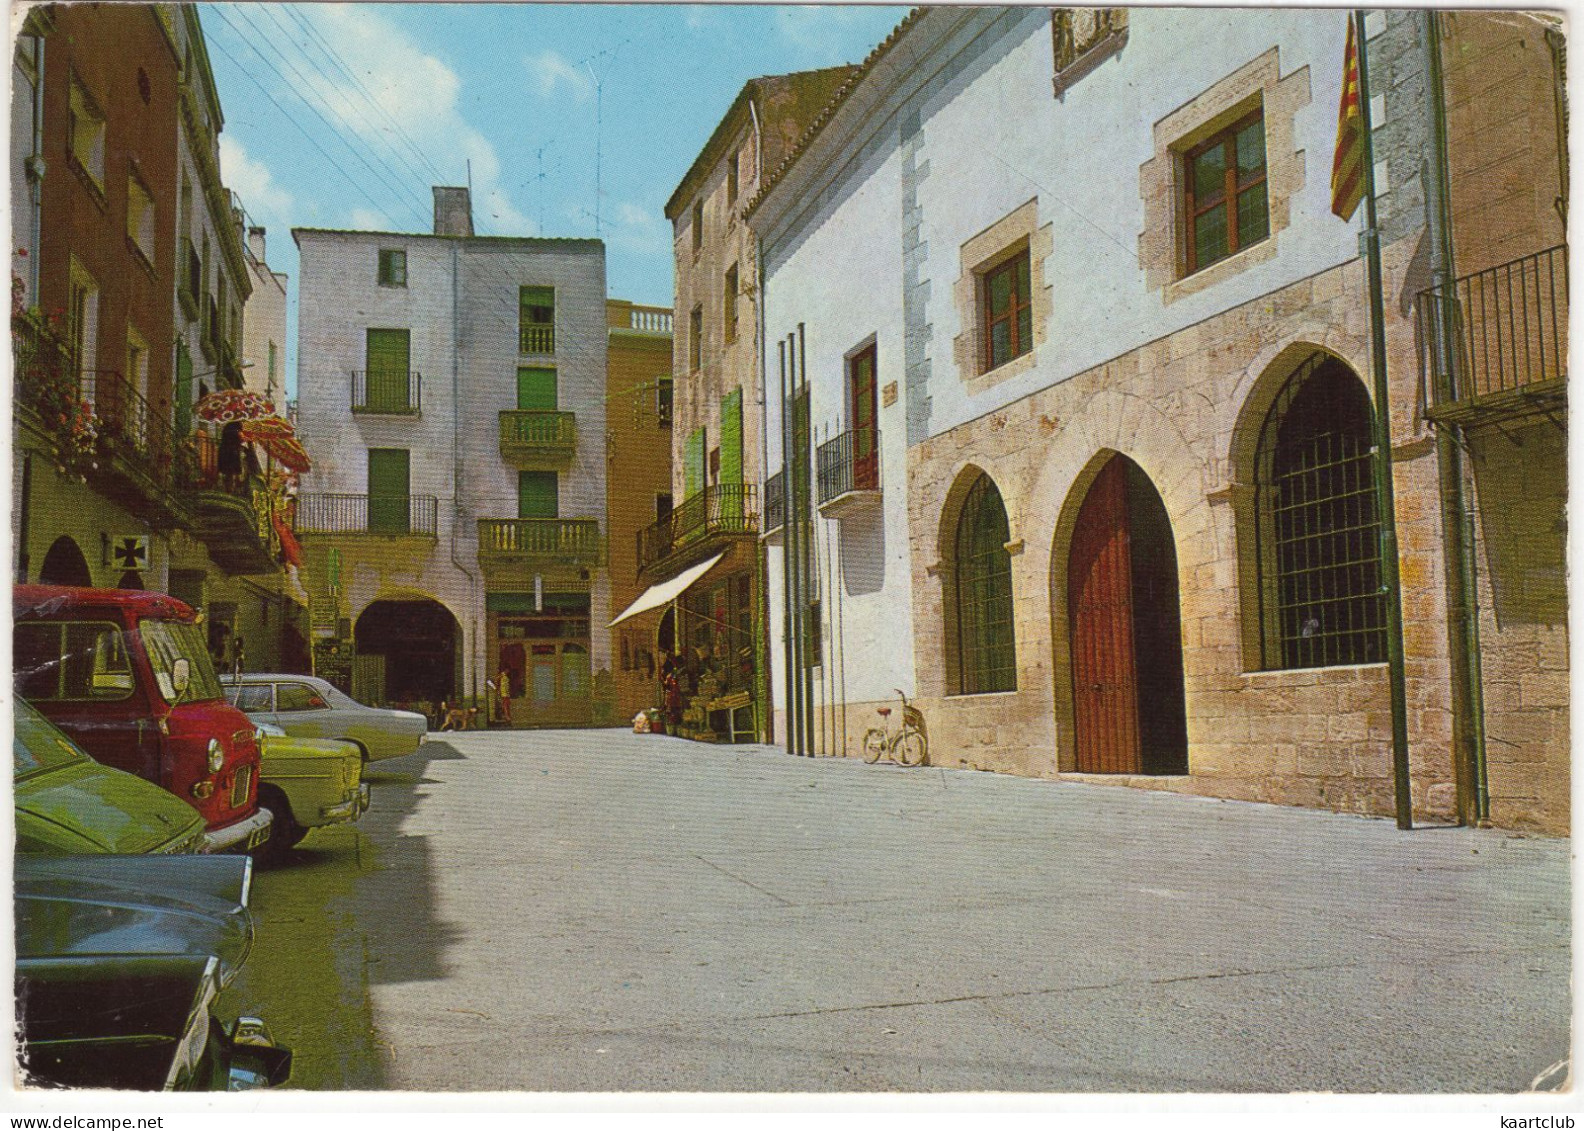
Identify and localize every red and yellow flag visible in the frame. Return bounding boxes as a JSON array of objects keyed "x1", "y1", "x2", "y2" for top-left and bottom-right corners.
[{"x1": 1331, "y1": 15, "x2": 1364, "y2": 221}]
